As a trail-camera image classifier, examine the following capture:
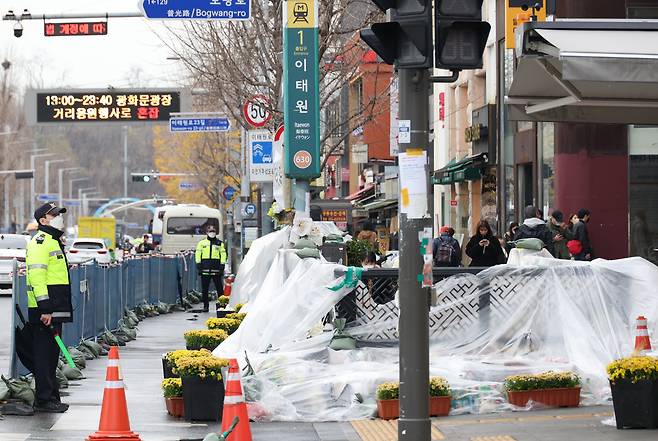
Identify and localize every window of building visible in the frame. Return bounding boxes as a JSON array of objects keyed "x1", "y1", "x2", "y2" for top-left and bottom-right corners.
[
  {"x1": 538, "y1": 122, "x2": 555, "y2": 216},
  {"x1": 628, "y1": 126, "x2": 658, "y2": 264},
  {"x1": 498, "y1": 40, "x2": 516, "y2": 229}
]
